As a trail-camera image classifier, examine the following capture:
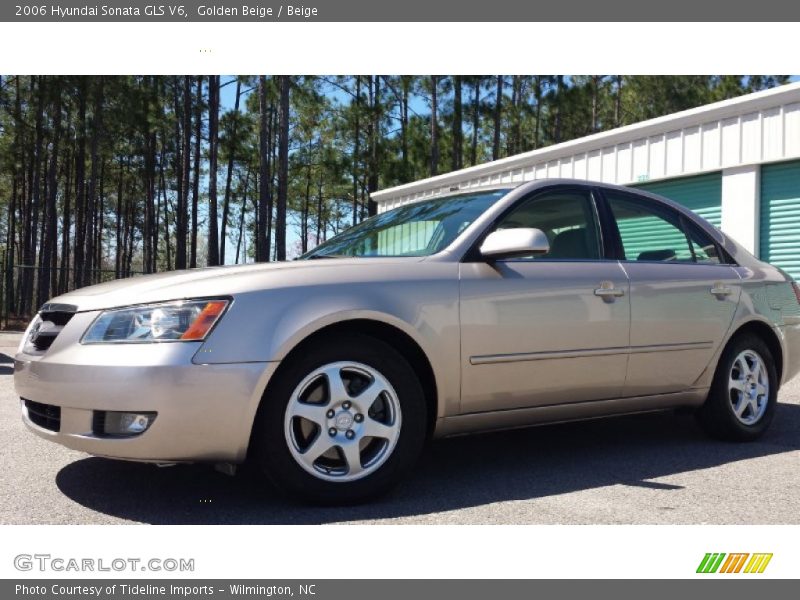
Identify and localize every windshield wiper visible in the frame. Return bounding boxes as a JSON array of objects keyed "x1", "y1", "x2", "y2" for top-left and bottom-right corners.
[{"x1": 304, "y1": 253, "x2": 352, "y2": 260}]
